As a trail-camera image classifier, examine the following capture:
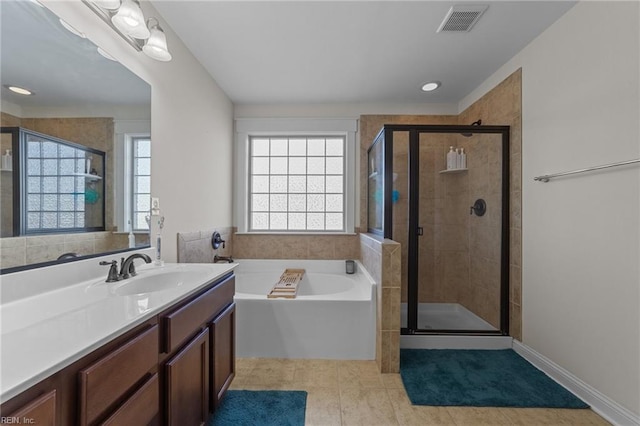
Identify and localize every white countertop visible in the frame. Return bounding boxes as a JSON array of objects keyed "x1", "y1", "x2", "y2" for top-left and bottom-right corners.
[{"x1": 0, "y1": 261, "x2": 236, "y2": 403}]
